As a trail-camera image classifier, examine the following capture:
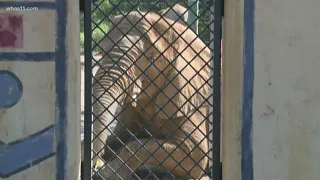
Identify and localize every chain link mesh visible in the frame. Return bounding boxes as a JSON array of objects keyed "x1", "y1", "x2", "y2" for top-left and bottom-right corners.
[{"x1": 83, "y1": 0, "x2": 219, "y2": 179}]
